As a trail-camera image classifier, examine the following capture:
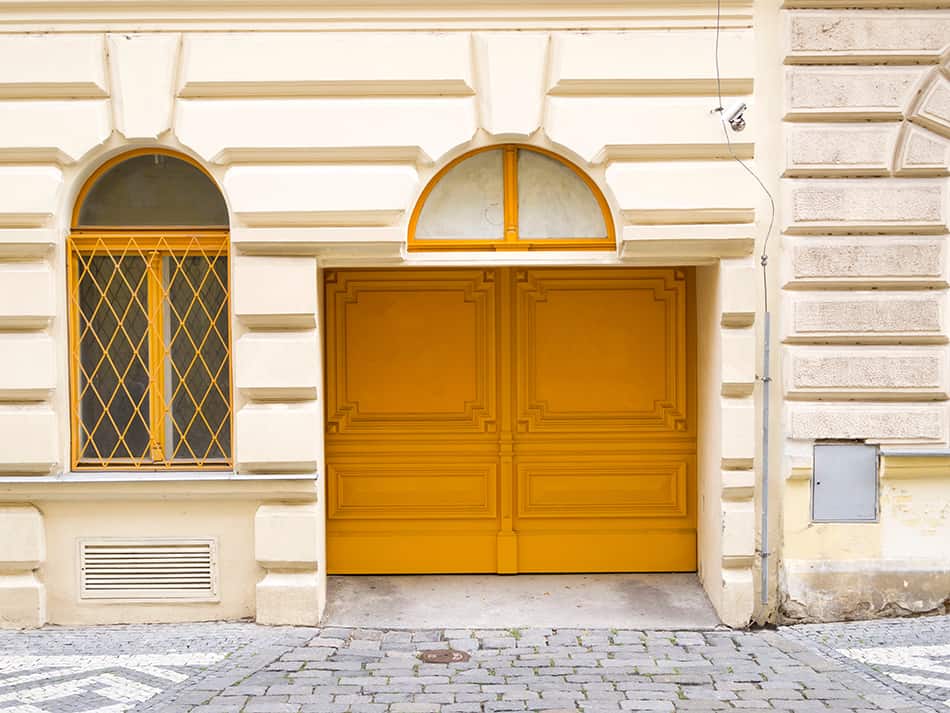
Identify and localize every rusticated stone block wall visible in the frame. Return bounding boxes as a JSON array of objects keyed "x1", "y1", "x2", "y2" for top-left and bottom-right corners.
[{"x1": 781, "y1": 4, "x2": 950, "y2": 622}]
